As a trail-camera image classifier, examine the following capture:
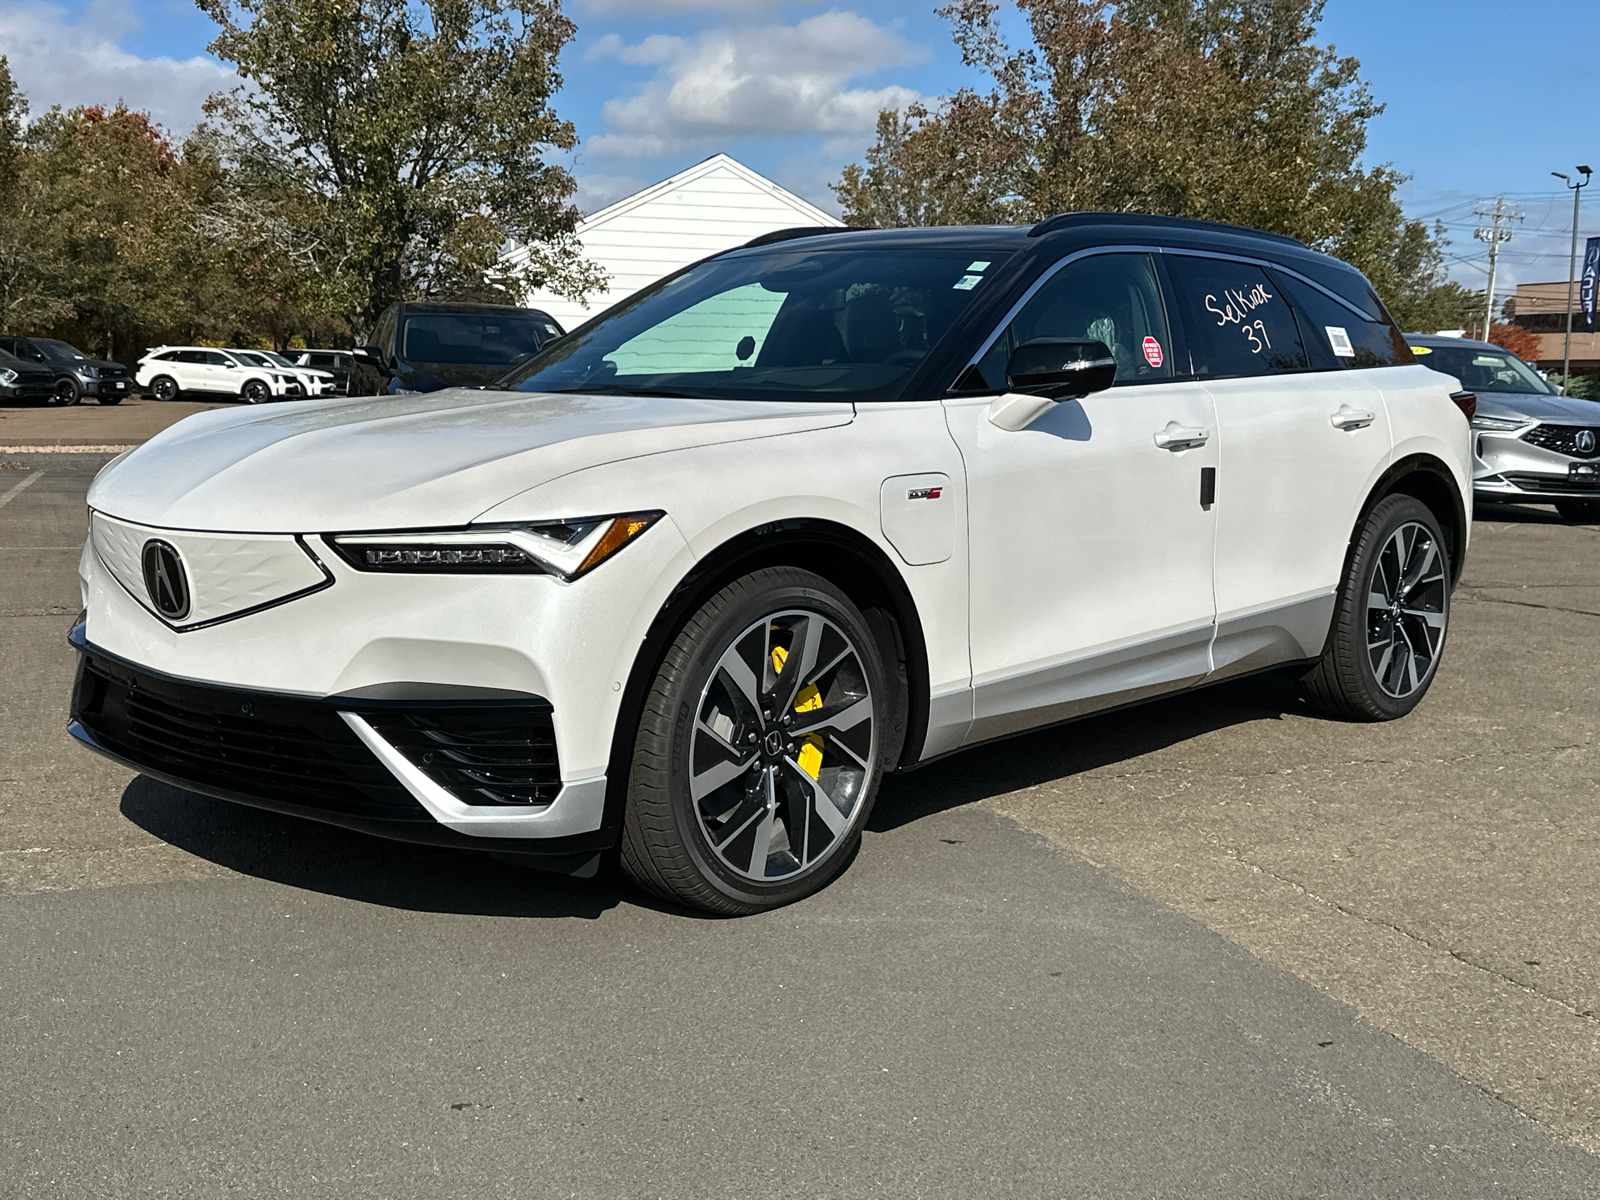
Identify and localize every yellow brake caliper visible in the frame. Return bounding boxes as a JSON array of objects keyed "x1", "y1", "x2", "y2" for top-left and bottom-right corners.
[{"x1": 771, "y1": 642, "x2": 826, "y2": 780}]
